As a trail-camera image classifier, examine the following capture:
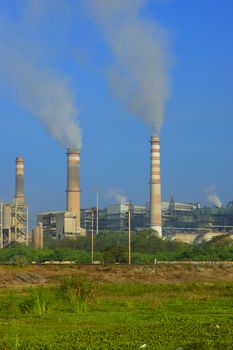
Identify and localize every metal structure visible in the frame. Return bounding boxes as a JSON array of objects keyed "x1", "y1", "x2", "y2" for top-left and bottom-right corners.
[
  {"x1": 0, "y1": 156, "x2": 28, "y2": 248},
  {"x1": 11, "y1": 203, "x2": 29, "y2": 245},
  {"x1": 0, "y1": 202, "x2": 28, "y2": 248},
  {"x1": 150, "y1": 136, "x2": 162, "y2": 236},
  {"x1": 12, "y1": 156, "x2": 28, "y2": 245},
  {"x1": 66, "y1": 148, "x2": 81, "y2": 231}
]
